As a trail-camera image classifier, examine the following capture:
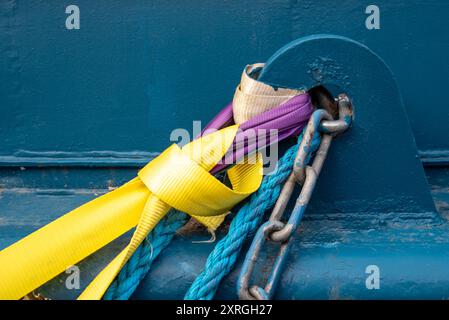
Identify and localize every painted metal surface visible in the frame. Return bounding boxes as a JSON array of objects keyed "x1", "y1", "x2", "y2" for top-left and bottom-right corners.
[
  {"x1": 0, "y1": 1, "x2": 449, "y2": 299},
  {"x1": 1, "y1": 0, "x2": 449, "y2": 171},
  {"x1": 259, "y1": 35, "x2": 436, "y2": 215}
]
